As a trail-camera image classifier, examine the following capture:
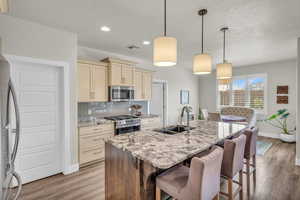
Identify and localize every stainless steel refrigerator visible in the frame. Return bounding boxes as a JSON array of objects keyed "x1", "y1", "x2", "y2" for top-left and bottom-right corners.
[{"x1": 0, "y1": 39, "x2": 22, "y2": 200}]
